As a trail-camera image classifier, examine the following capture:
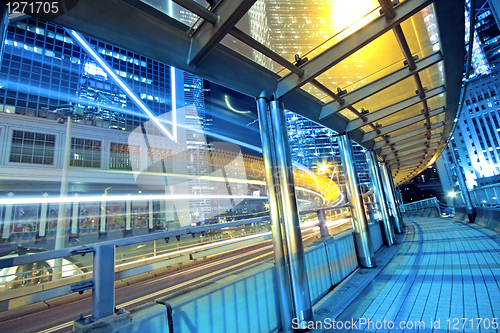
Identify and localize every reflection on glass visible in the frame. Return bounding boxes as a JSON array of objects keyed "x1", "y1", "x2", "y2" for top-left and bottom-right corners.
[
  {"x1": 316, "y1": 30, "x2": 404, "y2": 102},
  {"x1": 140, "y1": 0, "x2": 203, "y2": 29},
  {"x1": 0, "y1": 15, "x2": 366, "y2": 291},
  {"x1": 227, "y1": 0, "x2": 380, "y2": 74},
  {"x1": 352, "y1": 76, "x2": 417, "y2": 115}
]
